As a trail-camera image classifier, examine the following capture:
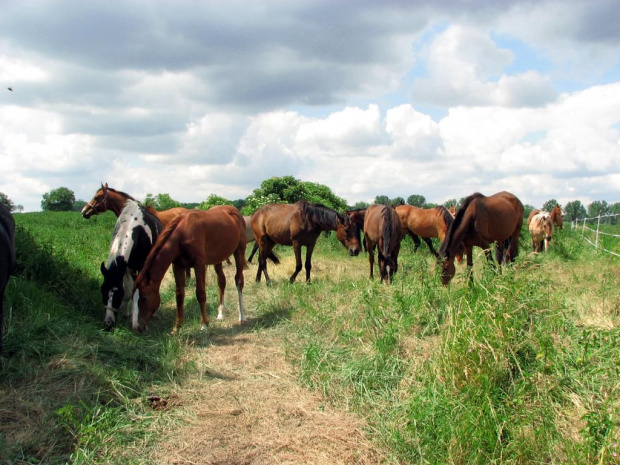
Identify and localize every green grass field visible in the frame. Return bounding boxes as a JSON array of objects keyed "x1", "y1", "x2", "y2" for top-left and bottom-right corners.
[{"x1": 1, "y1": 211, "x2": 619, "y2": 464}]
